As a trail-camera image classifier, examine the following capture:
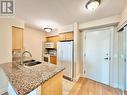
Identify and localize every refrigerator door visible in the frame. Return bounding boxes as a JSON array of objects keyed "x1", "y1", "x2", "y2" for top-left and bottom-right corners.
[
  {"x1": 57, "y1": 41, "x2": 73, "y2": 79},
  {"x1": 64, "y1": 42, "x2": 73, "y2": 79}
]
